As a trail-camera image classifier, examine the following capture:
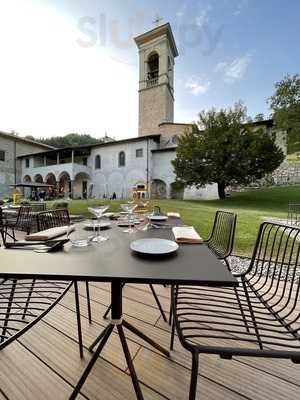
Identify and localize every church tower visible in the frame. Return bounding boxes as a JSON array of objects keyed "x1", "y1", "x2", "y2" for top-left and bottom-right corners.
[{"x1": 134, "y1": 22, "x2": 178, "y2": 137}]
